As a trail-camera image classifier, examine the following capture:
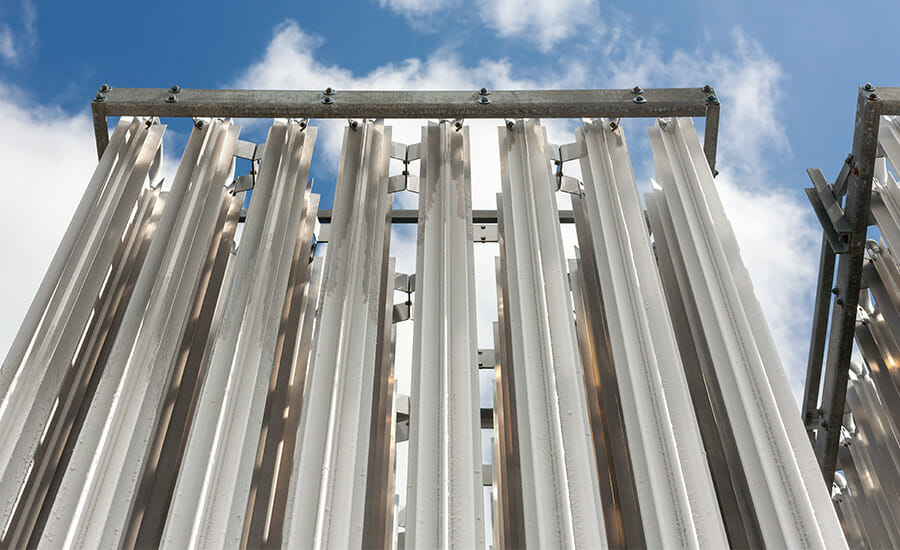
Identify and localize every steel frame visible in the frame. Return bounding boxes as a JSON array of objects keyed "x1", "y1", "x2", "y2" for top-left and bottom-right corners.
[
  {"x1": 91, "y1": 86, "x2": 721, "y2": 171},
  {"x1": 803, "y1": 86, "x2": 900, "y2": 487}
]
